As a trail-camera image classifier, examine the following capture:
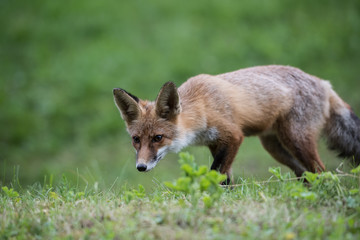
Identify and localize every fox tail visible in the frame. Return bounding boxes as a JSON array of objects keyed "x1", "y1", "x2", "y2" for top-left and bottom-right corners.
[{"x1": 324, "y1": 89, "x2": 360, "y2": 165}]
